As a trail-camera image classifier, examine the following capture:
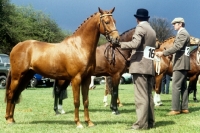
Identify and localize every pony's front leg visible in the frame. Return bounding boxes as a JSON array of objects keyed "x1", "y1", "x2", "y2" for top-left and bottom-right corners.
[
  {"x1": 71, "y1": 79, "x2": 83, "y2": 128},
  {"x1": 82, "y1": 77, "x2": 94, "y2": 127},
  {"x1": 110, "y1": 85, "x2": 120, "y2": 115}
]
